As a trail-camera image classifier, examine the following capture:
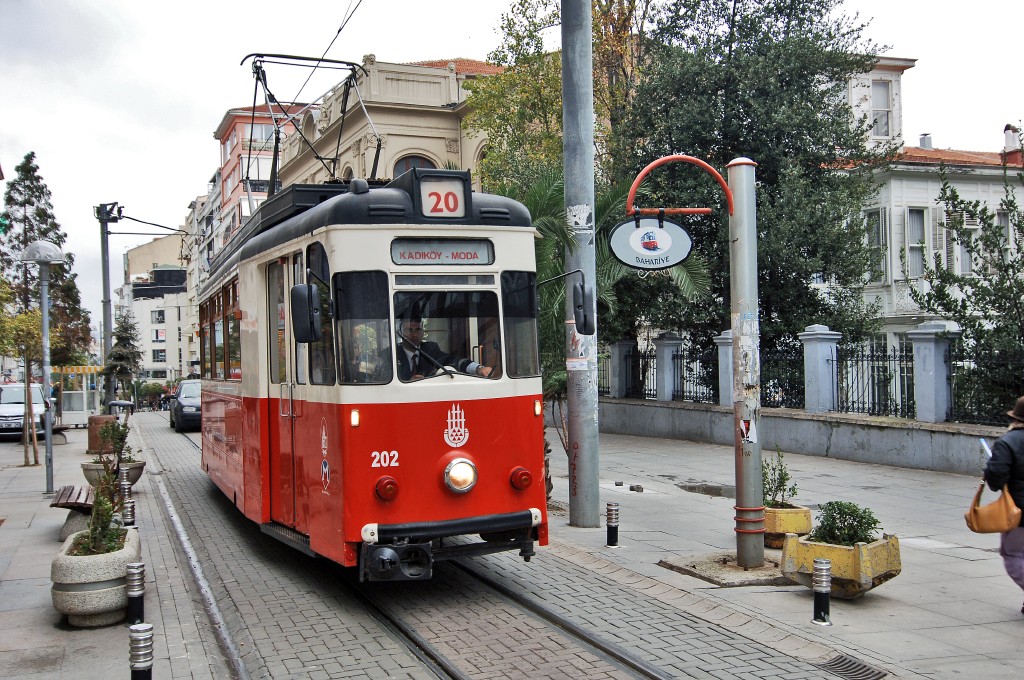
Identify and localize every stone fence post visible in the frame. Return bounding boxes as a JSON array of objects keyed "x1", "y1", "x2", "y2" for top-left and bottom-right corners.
[
  {"x1": 654, "y1": 332, "x2": 682, "y2": 402},
  {"x1": 609, "y1": 340, "x2": 633, "y2": 399},
  {"x1": 907, "y1": 321, "x2": 960, "y2": 423},
  {"x1": 798, "y1": 324, "x2": 842, "y2": 414},
  {"x1": 714, "y1": 329, "x2": 733, "y2": 407}
]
